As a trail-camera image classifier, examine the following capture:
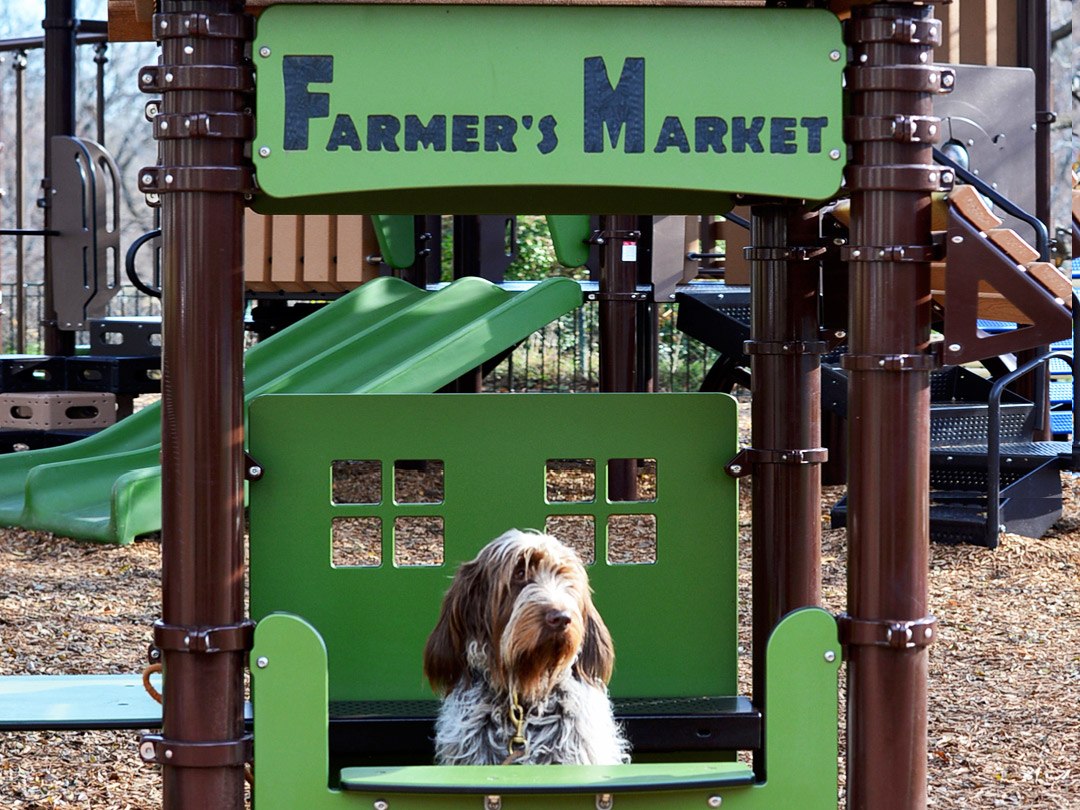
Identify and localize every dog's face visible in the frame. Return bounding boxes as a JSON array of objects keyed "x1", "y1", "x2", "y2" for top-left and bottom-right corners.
[{"x1": 424, "y1": 529, "x2": 615, "y2": 704}]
